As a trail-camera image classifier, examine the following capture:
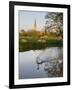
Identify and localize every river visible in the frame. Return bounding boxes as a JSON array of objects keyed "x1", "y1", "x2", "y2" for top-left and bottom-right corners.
[{"x1": 19, "y1": 47, "x2": 63, "y2": 79}]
